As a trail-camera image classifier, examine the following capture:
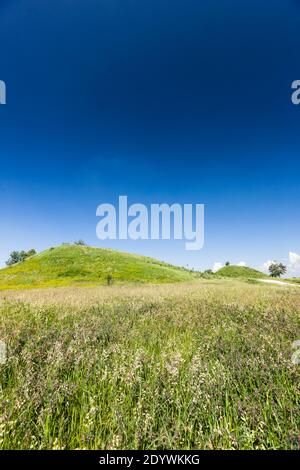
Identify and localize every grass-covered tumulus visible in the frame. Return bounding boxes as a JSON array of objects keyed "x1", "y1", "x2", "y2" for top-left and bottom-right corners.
[
  {"x1": 0, "y1": 244, "x2": 199, "y2": 290},
  {"x1": 217, "y1": 265, "x2": 266, "y2": 279},
  {"x1": 0, "y1": 279, "x2": 300, "y2": 449}
]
